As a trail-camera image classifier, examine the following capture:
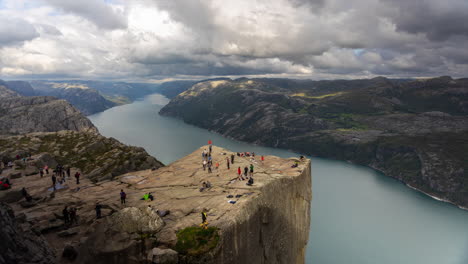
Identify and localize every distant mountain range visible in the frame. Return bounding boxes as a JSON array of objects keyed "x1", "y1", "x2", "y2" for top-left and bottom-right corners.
[
  {"x1": 0, "y1": 82, "x2": 97, "y2": 135},
  {"x1": 160, "y1": 76, "x2": 468, "y2": 208}
]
